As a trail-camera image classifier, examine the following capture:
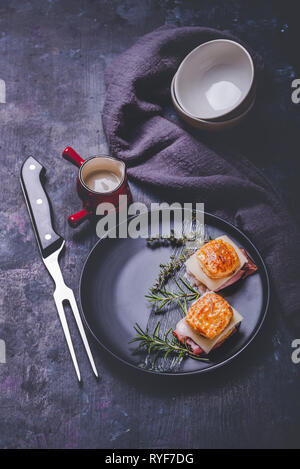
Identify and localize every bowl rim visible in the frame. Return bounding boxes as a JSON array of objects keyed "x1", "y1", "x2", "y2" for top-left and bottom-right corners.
[
  {"x1": 174, "y1": 39, "x2": 255, "y2": 121},
  {"x1": 171, "y1": 74, "x2": 256, "y2": 128}
]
